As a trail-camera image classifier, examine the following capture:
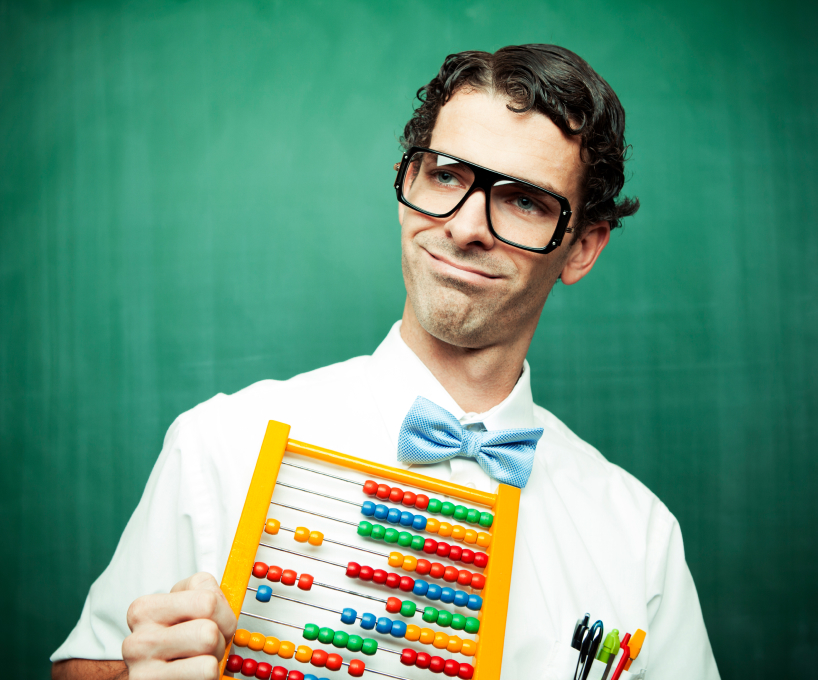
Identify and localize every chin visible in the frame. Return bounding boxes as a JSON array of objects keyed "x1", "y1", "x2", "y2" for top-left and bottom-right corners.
[{"x1": 411, "y1": 289, "x2": 504, "y2": 349}]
